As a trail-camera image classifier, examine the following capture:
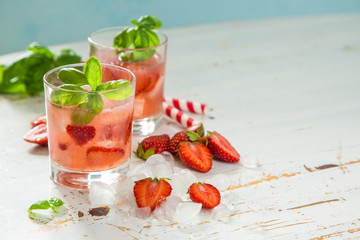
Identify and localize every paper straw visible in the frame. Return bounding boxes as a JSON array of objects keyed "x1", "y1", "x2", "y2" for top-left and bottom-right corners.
[
  {"x1": 163, "y1": 102, "x2": 200, "y2": 128},
  {"x1": 163, "y1": 97, "x2": 207, "y2": 115}
]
